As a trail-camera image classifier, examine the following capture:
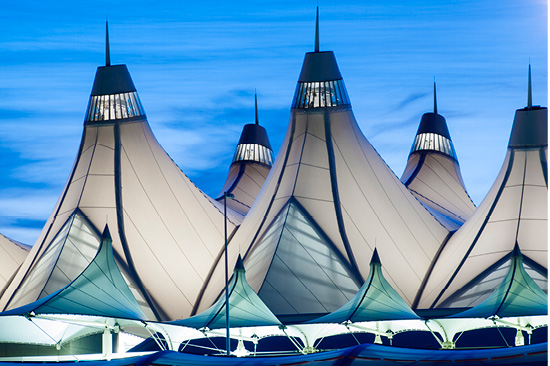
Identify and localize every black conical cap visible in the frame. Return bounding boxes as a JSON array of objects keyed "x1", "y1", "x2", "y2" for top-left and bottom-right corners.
[
  {"x1": 508, "y1": 66, "x2": 547, "y2": 148},
  {"x1": 416, "y1": 113, "x2": 451, "y2": 140},
  {"x1": 237, "y1": 124, "x2": 272, "y2": 150},
  {"x1": 236, "y1": 95, "x2": 272, "y2": 149}
]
